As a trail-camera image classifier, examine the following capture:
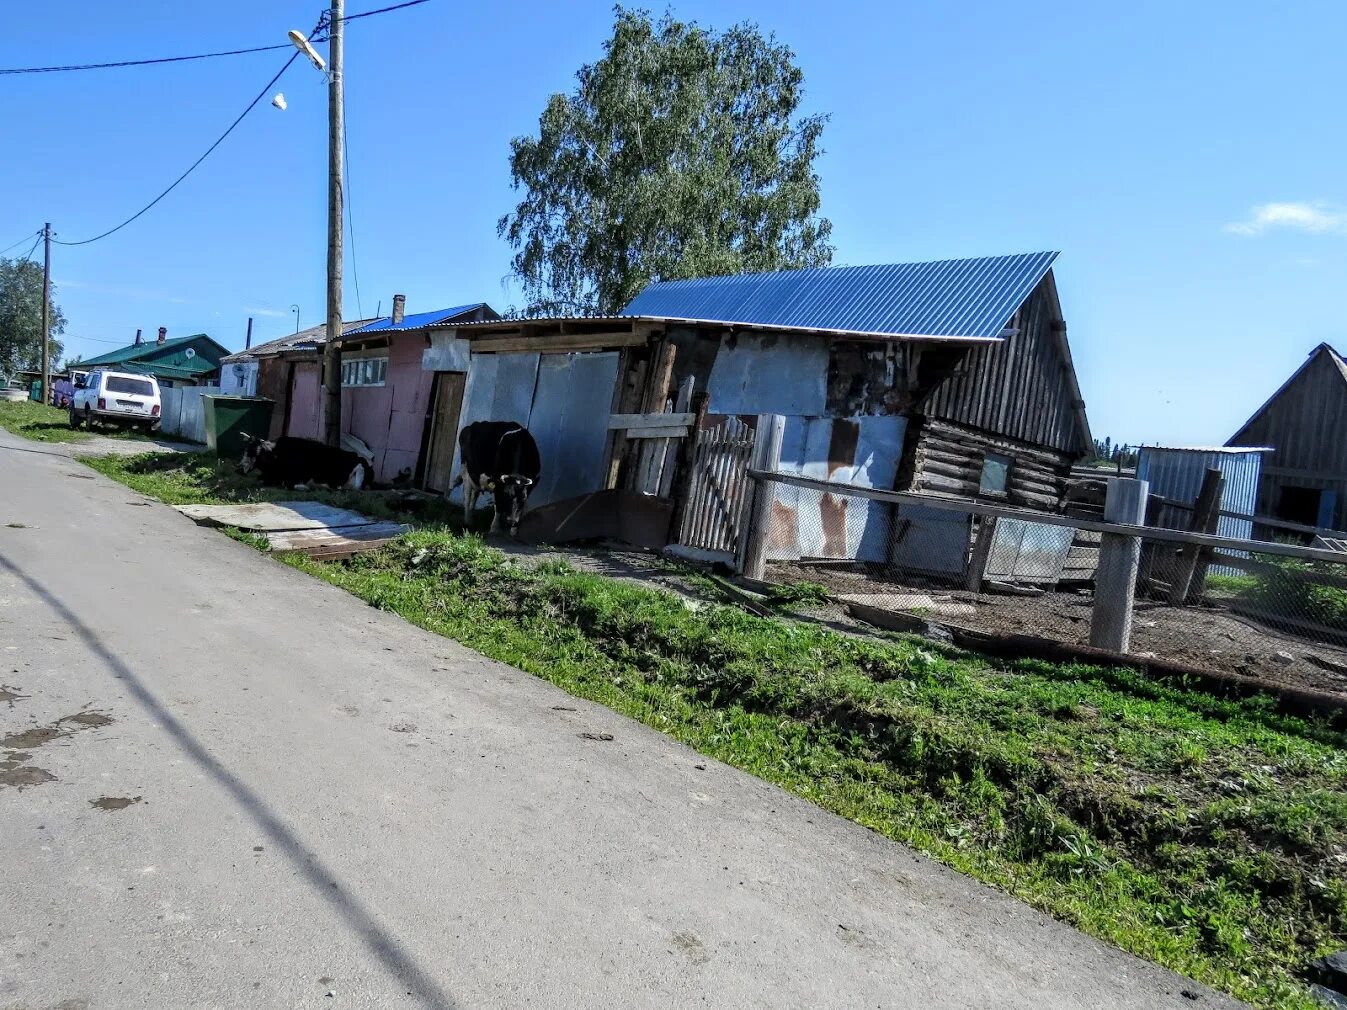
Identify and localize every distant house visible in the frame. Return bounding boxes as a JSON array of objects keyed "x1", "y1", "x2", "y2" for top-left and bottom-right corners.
[
  {"x1": 236, "y1": 298, "x2": 498, "y2": 485},
  {"x1": 1227, "y1": 342, "x2": 1347, "y2": 531},
  {"x1": 77, "y1": 328, "x2": 229, "y2": 387},
  {"x1": 219, "y1": 318, "x2": 377, "y2": 401}
]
